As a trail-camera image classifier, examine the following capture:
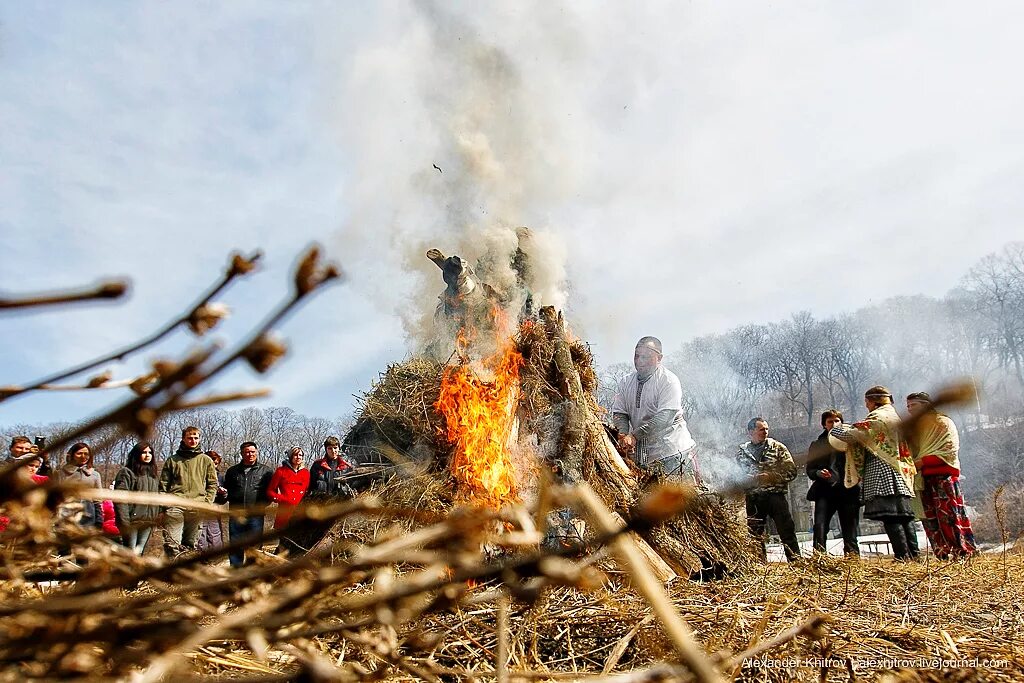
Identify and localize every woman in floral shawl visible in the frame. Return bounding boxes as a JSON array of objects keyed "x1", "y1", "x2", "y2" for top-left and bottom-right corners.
[
  {"x1": 906, "y1": 392, "x2": 977, "y2": 559},
  {"x1": 831, "y1": 386, "x2": 920, "y2": 560}
]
